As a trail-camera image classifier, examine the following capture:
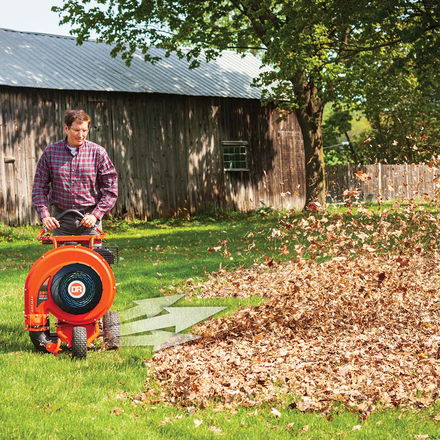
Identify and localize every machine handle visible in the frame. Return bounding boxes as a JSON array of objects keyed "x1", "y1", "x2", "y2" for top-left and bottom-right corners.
[
  {"x1": 54, "y1": 209, "x2": 104, "y2": 233},
  {"x1": 37, "y1": 209, "x2": 104, "y2": 241},
  {"x1": 55, "y1": 209, "x2": 84, "y2": 221}
]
